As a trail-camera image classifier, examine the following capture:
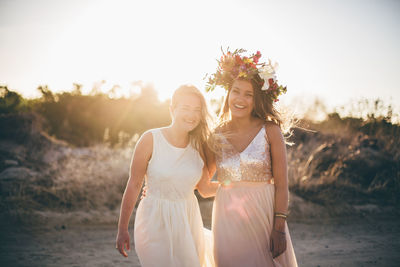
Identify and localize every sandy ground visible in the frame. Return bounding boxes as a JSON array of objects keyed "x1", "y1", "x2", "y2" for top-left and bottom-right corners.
[
  {"x1": 1, "y1": 200, "x2": 399, "y2": 267},
  {"x1": 1, "y1": 217, "x2": 399, "y2": 267}
]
